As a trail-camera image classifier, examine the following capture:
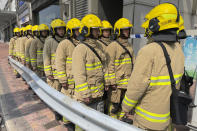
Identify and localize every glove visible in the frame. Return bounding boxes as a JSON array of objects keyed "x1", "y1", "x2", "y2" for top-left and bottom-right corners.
[{"x1": 47, "y1": 75, "x2": 54, "y2": 81}]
